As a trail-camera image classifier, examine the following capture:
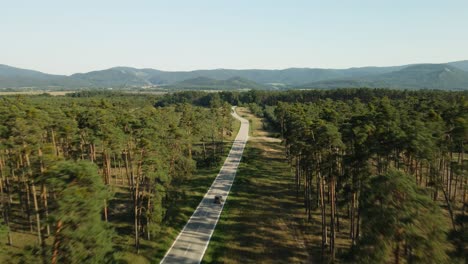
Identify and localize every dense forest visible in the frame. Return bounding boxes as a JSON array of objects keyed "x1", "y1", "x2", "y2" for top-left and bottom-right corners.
[
  {"x1": 0, "y1": 88, "x2": 466, "y2": 263},
  {"x1": 271, "y1": 96, "x2": 466, "y2": 263},
  {"x1": 0, "y1": 92, "x2": 234, "y2": 263},
  {"x1": 159, "y1": 88, "x2": 467, "y2": 263},
  {"x1": 261, "y1": 90, "x2": 466, "y2": 263}
]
